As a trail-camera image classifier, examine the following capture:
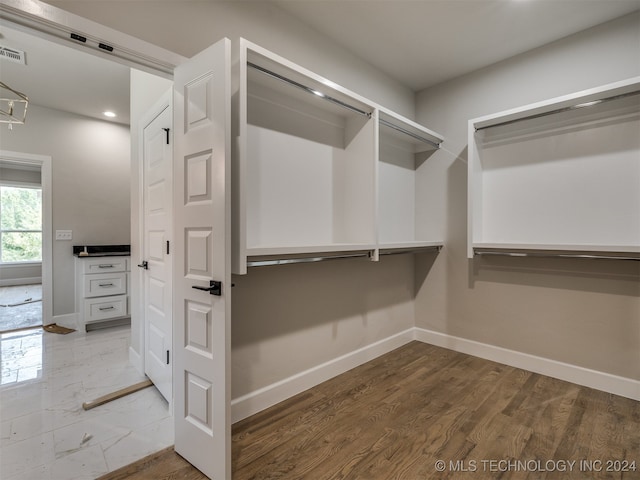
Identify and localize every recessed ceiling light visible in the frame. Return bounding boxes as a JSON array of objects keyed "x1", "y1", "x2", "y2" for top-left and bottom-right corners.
[{"x1": 103, "y1": 111, "x2": 116, "y2": 118}]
